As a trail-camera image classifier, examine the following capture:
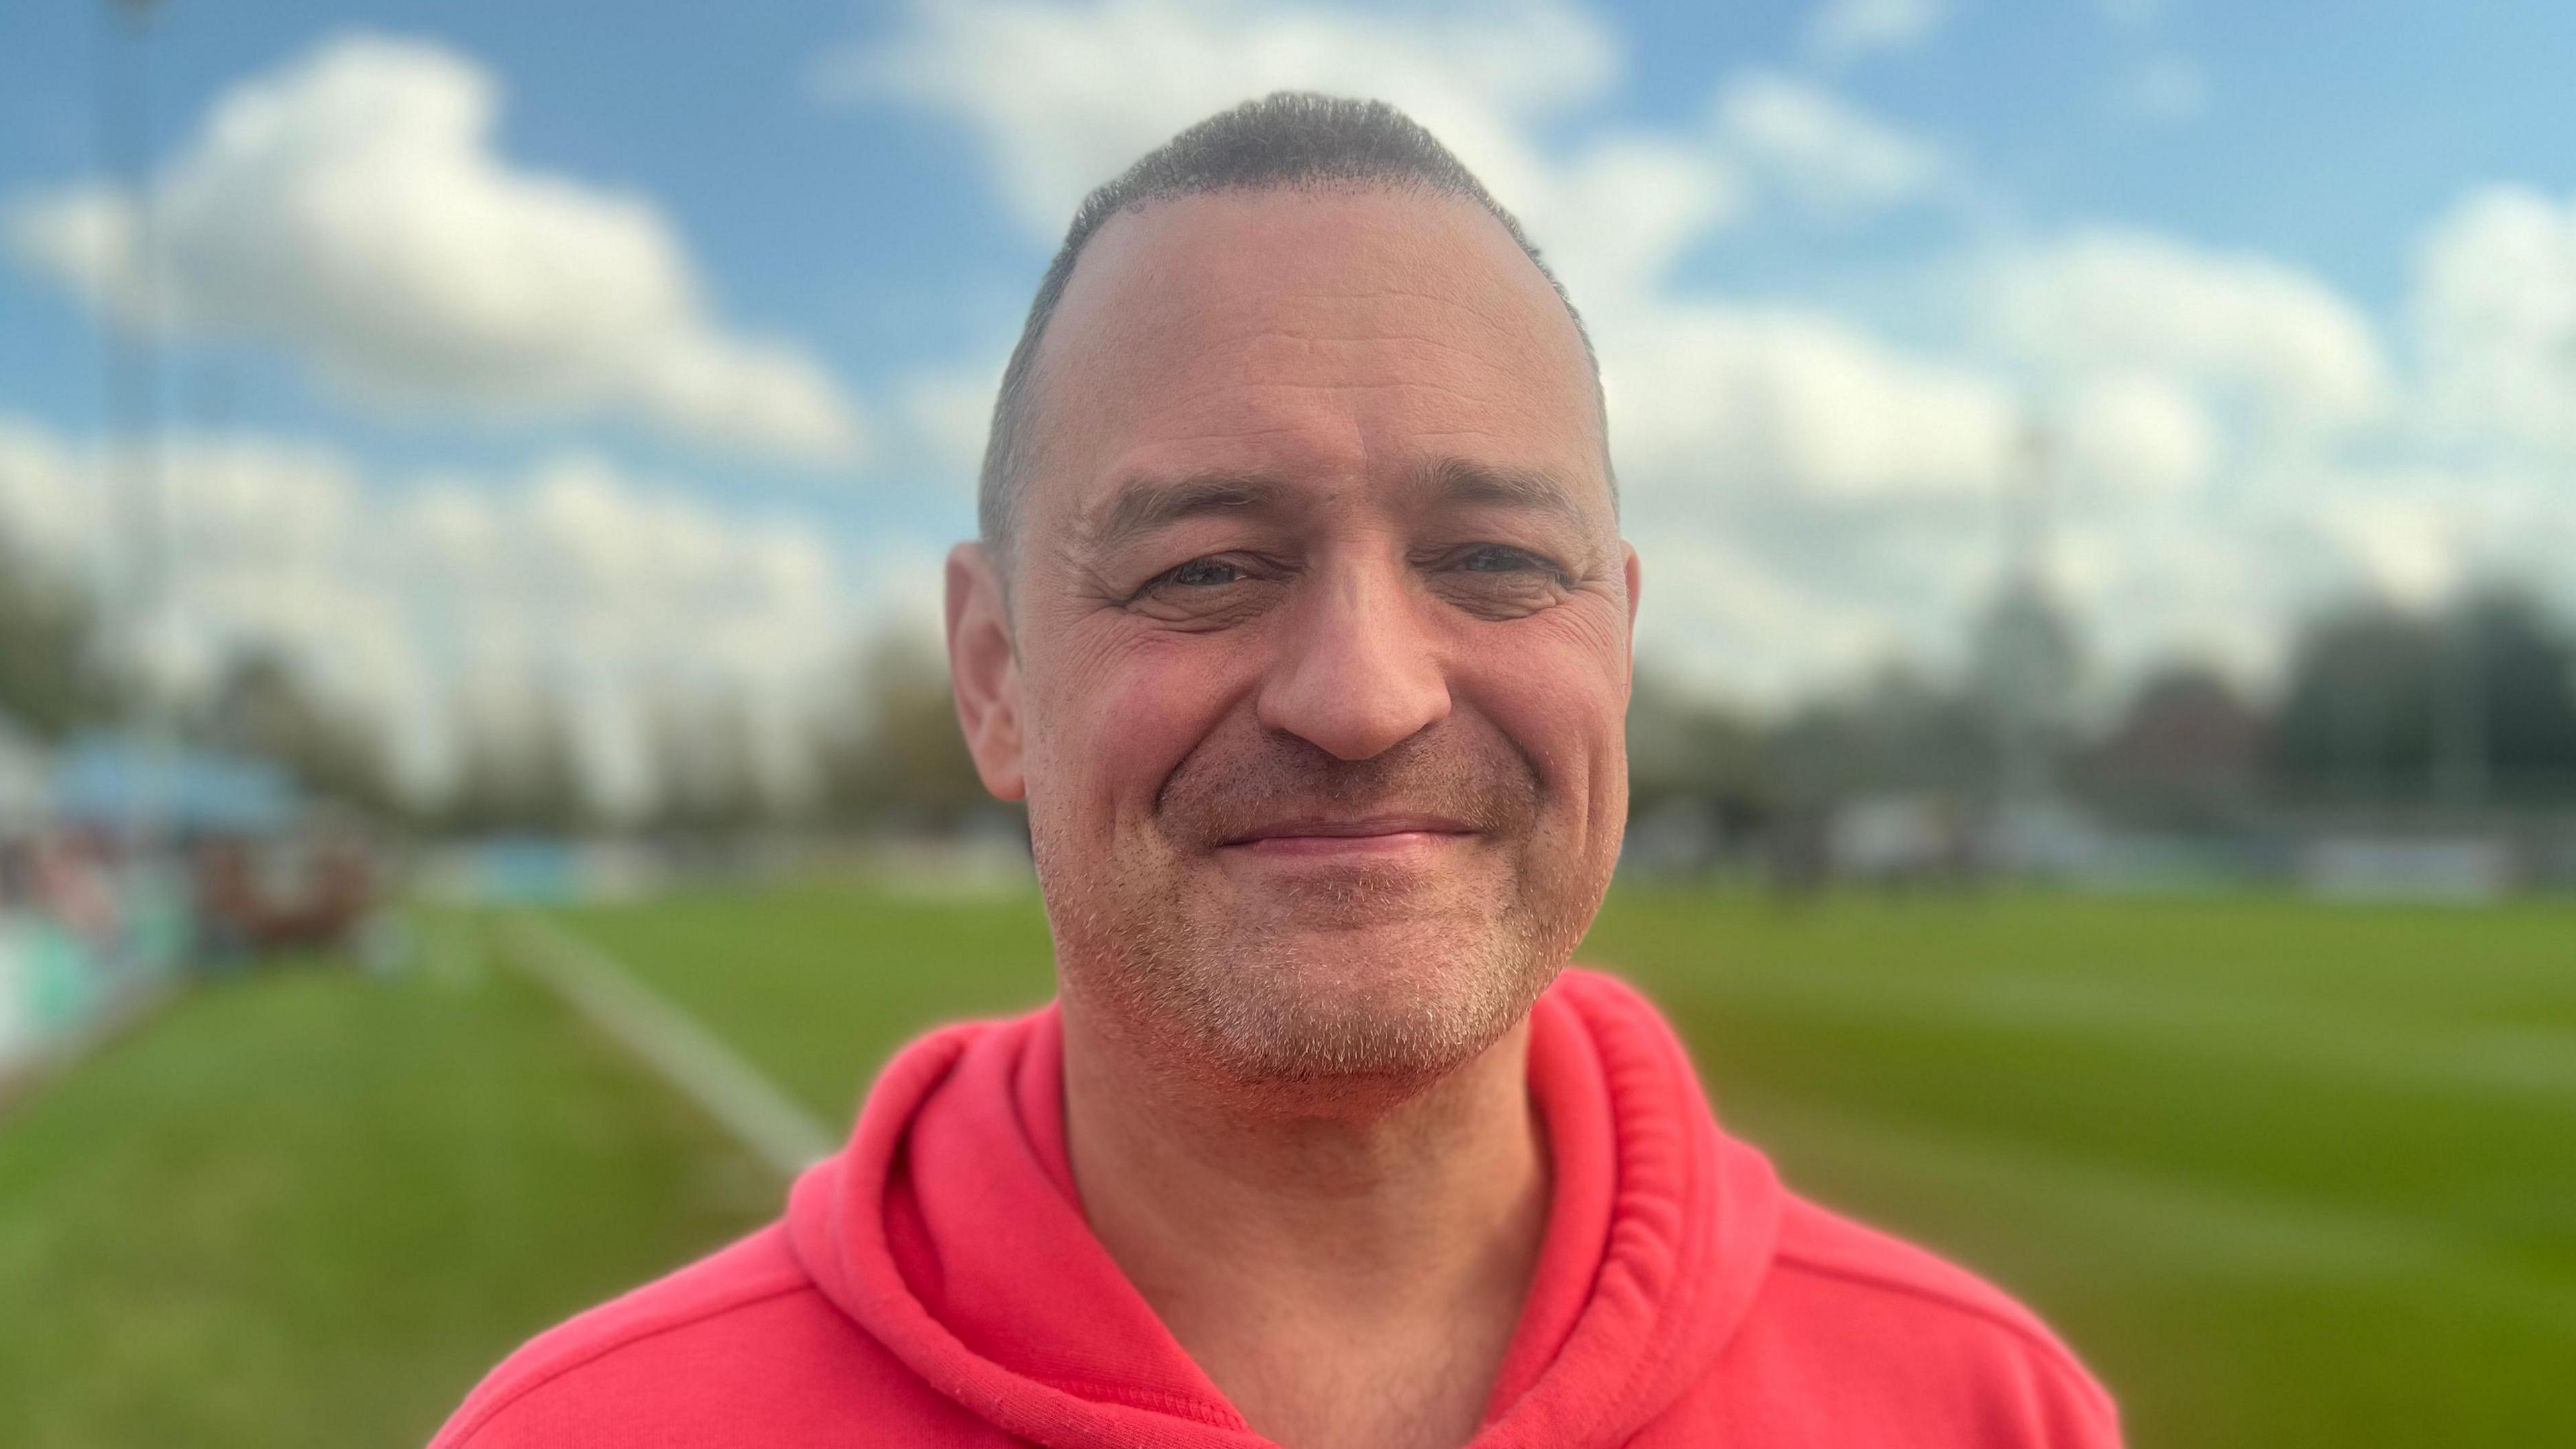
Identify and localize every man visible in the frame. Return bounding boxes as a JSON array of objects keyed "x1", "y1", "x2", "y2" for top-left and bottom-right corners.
[{"x1": 434, "y1": 95, "x2": 2121, "y2": 1449}]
